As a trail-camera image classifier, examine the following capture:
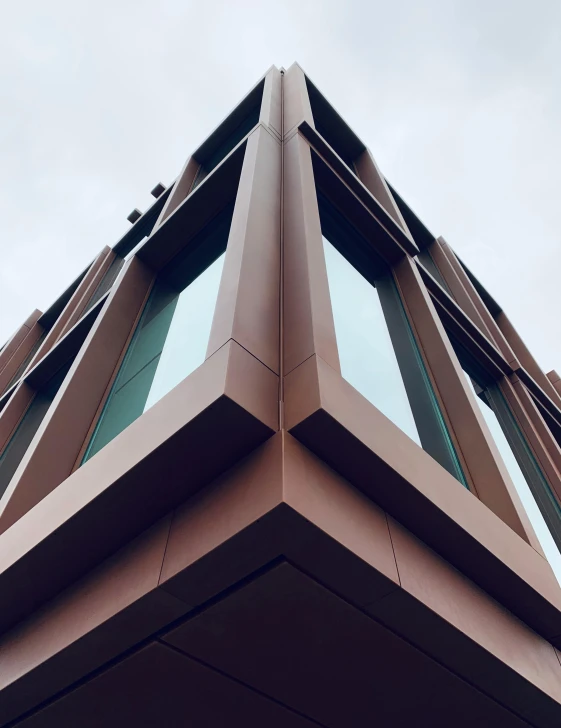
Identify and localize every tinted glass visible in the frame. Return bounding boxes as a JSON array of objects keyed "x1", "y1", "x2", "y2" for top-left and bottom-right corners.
[
  {"x1": 320, "y1": 196, "x2": 466, "y2": 486},
  {"x1": 464, "y1": 372, "x2": 561, "y2": 583},
  {"x1": 324, "y1": 238, "x2": 419, "y2": 443},
  {"x1": 82, "y1": 210, "x2": 231, "y2": 463}
]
